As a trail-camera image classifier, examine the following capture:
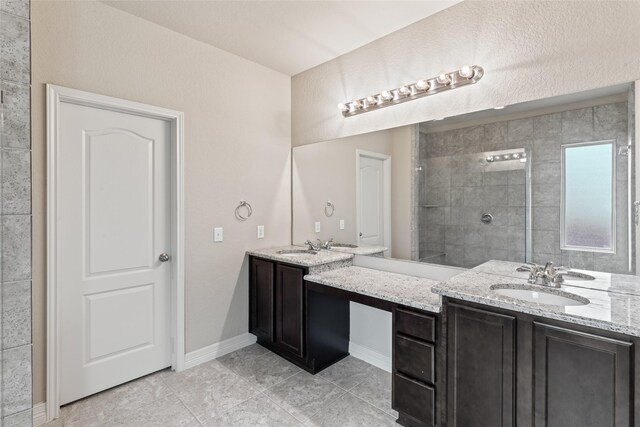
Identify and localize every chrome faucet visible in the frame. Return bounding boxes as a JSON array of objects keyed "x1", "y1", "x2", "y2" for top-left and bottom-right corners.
[
  {"x1": 317, "y1": 238, "x2": 334, "y2": 249},
  {"x1": 304, "y1": 240, "x2": 320, "y2": 251},
  {"x1": 517, "y1": 262, "x2": 566, "y2": 288}
]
